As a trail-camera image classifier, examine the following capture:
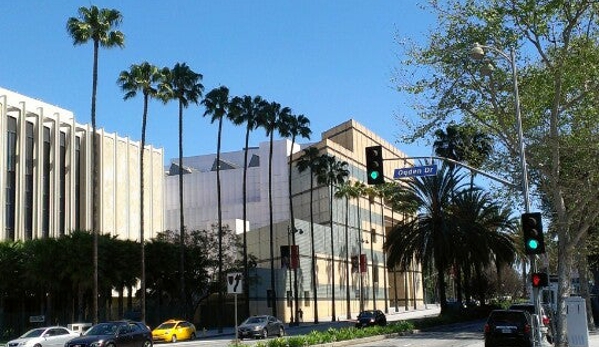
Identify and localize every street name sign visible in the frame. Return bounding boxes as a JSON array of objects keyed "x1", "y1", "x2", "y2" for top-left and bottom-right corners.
[{"x1": 393, "y1": 165, "x2": 437, "y2": 179}]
